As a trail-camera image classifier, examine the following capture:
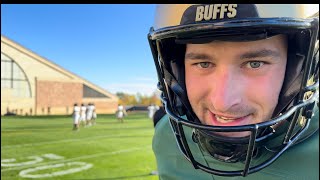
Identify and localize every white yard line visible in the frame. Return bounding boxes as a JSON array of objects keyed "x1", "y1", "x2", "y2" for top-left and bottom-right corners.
[
  {"x1": 1, "y1": 145, "x2": 150, "y2": 172},
  {"x1": 1, "y1": 134, "x2": 151, "y2": 149}
]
